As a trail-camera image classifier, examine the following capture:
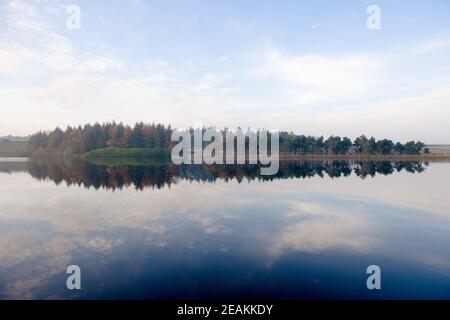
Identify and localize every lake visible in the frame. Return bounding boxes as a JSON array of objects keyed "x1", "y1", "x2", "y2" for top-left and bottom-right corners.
[{"x1": 0, "y1": 158, "x2": 449, "y2": 299}]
